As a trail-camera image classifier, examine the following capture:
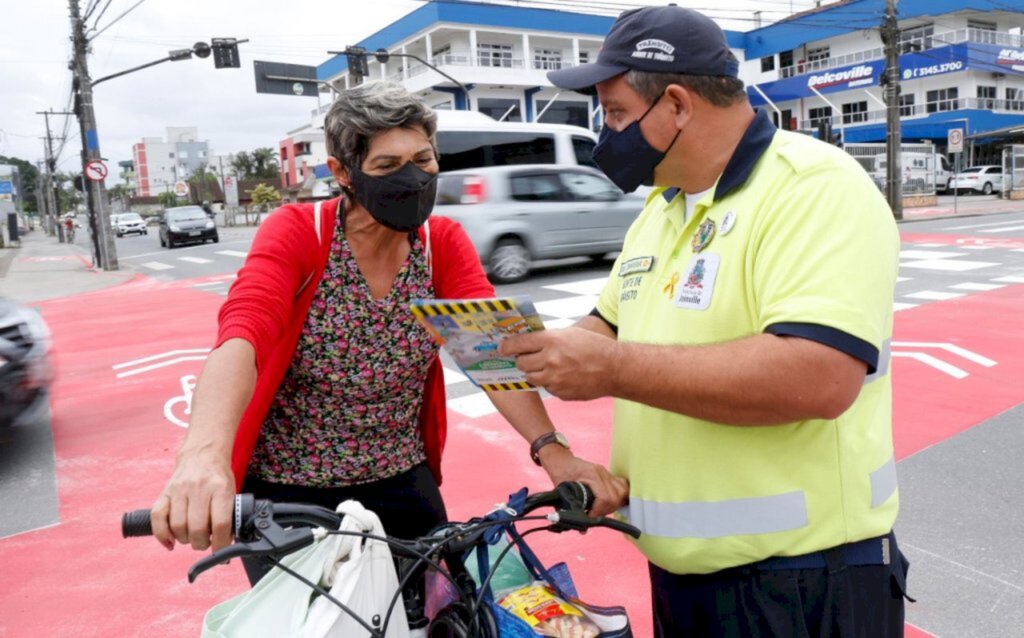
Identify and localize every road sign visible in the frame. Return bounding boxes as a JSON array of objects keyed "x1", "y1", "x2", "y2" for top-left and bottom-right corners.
[
  {"x1": 253, "y1": 60, "x2": 319, "y2": 97},
  {"x1": 173, "y1": 180, "x2": 189, "y2": 197},
  {"x1": 948, "y1": 128, "x2": 964, "y2": 154},
  {"x1": 84, "y1": 160, "x2": 108, "y2": 182},
  {"x1": 223, "y1": 175, "x2": 239, "y2": 208}
]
